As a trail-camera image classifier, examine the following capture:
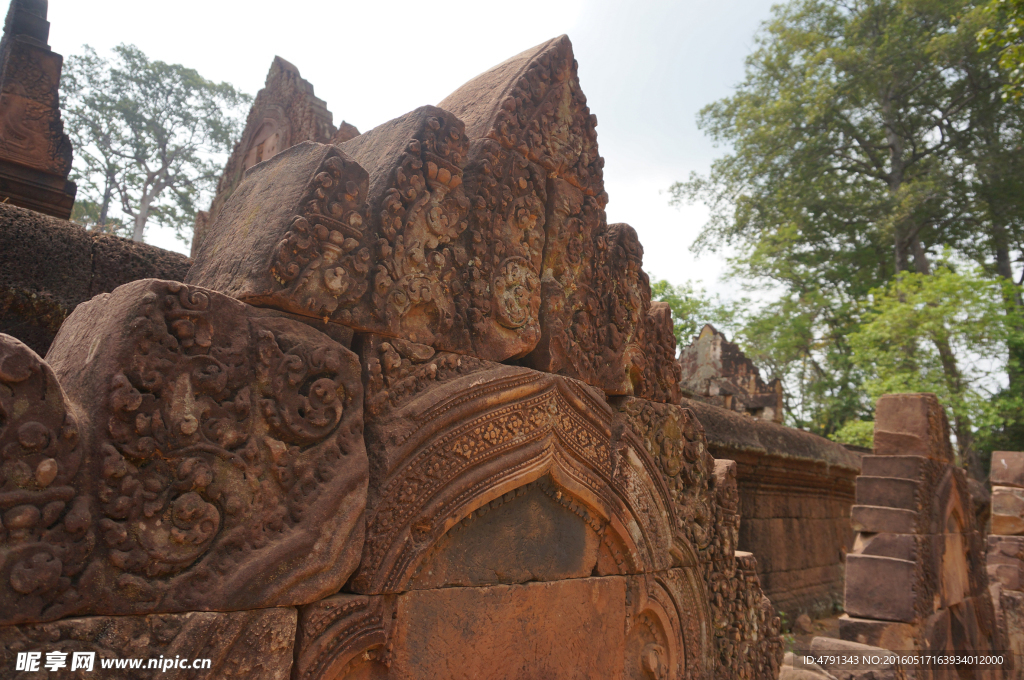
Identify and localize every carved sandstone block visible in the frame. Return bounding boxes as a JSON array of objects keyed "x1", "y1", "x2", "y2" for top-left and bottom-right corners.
[
  {"x1": 296, "y1": 579, "x2": 625, "y2": 680},
  {"x1": 0, "y1": 0, "x2": 76, "y2": 218},
  {"x1": 295, "y1": 573, "x2": 713, "y2": 680},
  {"x1": 873, "y1": 393, "x2": 953, "y2": 461},
  {"x1": 193, "y1": 56, "x2": 346, "y2": 256},
  {"x1": 388, "y1": 578, "x2": 627, "y2": 680},
  {"x1": 441, "y1": 35, "x2": 603, "y2": 363},
  {"x1": 851, "y1": 505, "x2": 918, "y2": 534},
  {"x1": 0, "y1": 335, "x2": 90, "y2": 626},
  {"x1": 189, "y1": 108, "x2": 539, "y2": 363},
  {"x1": 525, "y1": 220, "x2": 679, "y2": 400},
  {"x1": 338, "y1": 106, "x2": 476, "y2": 350},
  {"x1": 613, "y1": 396, "x2": 715, "y2": 563},
  {"x1": 861, "y1": 455, "x2": 928, "y2": 479},
  {"x1": 992, "y1": 485, "x2": 1024, "y2": 536},
  {"x1": 186, "y1": 141, "x2": 373, "y2": 328},
  {"x1": 991, "y1": 451, "x2": 1024, "y2": 489},
  {"x1": 187, "y1": 36, "x2": 682, "y2": 400},
  {"x1": 353, "y1": 335, "x2": 687, "y2": 595},
  {"x1": 845, "y1": 554, "x2": 917, "y2": 622},
  {"x1": 0, "y1": 607, "x2": 296, "y2": 679},
  {"x1": 4, "y1": 279, "x2": 367, "y2": 621},
  {"x1": 625, "y1": 569, "x2": 714, "y2": 680},
  {"x1": 855, "y1": 476, "x2": 921, "y2": 511},
  {"x1": 987, "y1": 535, "x2": 1024, "y2": 595}
]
